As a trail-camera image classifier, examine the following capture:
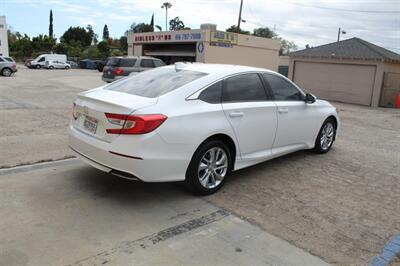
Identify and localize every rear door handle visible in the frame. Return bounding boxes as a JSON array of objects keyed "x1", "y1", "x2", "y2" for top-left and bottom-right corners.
[
  {"x1": 278, "y1": 108, "x2": 289, "y2": 114},
  {"x1": 229, "y1": 111, "x2": 244, "y2": 118}
]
